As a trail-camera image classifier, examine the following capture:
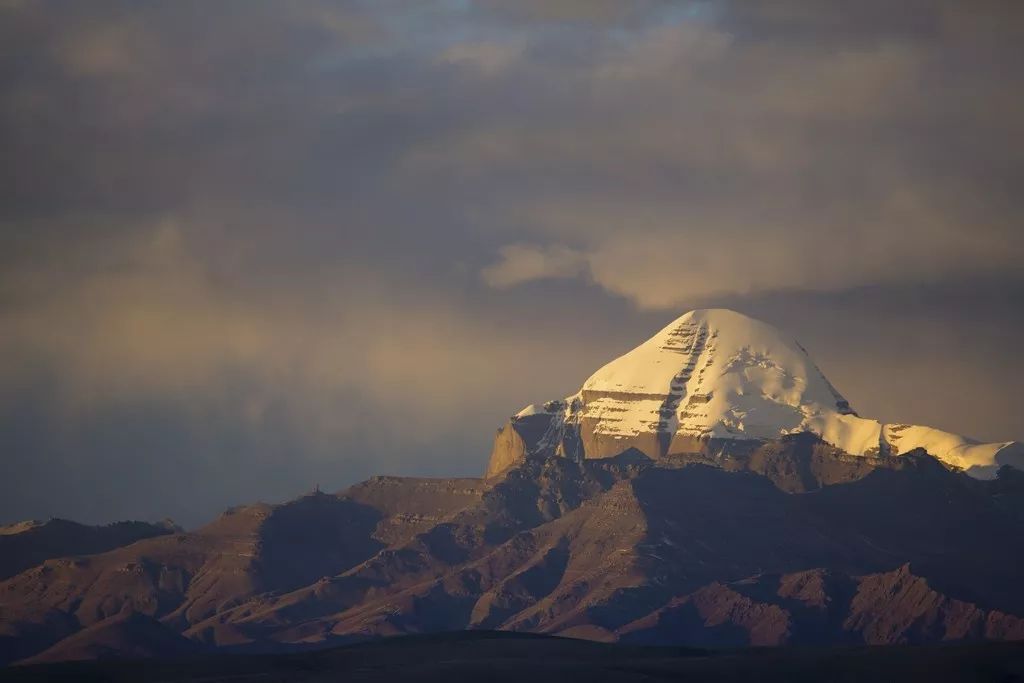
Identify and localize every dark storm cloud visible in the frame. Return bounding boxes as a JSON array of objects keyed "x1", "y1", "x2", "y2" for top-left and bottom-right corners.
[{"x1": 1, "y1": 0, "x2": 1022, "y2": 526}]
